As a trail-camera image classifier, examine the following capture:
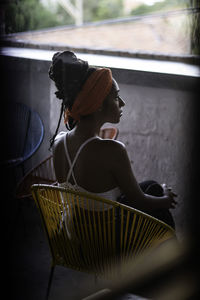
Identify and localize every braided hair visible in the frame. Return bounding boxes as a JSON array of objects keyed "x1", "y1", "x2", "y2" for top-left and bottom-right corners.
[{"x1": 48, "y1": 51, "x2": 96, "y2": 148}]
